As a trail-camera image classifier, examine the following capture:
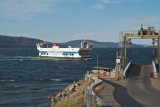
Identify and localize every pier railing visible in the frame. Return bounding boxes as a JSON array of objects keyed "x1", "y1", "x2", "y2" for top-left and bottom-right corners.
[
  {"x1": 86, "y1": 80, "x2": 111, "y2": 107},
  {"x1": 92, "y1": 81, "x2": 111, "y2": 107}
]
